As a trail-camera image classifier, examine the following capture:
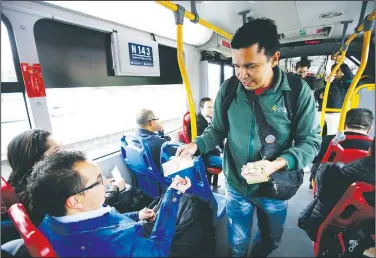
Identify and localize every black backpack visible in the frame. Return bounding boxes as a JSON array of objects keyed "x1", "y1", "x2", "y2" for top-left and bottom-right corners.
[
  {"x1": 108, "y1": 186, "x2": 155, "y2": 214},
  {"x1": 221, "y1": 73, "x2": 305, "y2": 200},
  {"x1": 141, "y1": 194, "x2": 216, "y2": 257}
]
